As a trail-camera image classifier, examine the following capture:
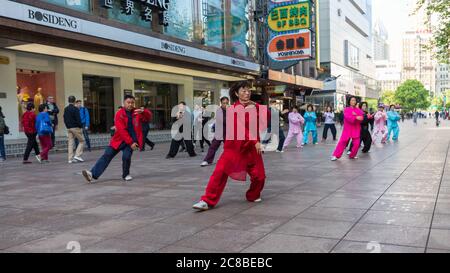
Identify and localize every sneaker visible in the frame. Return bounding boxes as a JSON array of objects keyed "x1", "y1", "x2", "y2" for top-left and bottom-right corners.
[
  {"x1": 123, "y1": 175, "x2": 133, "y2": 181},
  {"x1": 350, "y1": 156, "x2": 359, "y2": 159},
  {"x1": 73, "y1": 156, "x2": 84, "y2": 162},
  {"x1": 331, "y1": 156, "x2": 338, "y2": 161},
  {"x1": 42, "y1": 160, "x2": 51, "y2": 163},
  {"x1": 23, "y1": 160, "x2": 32, "y2": 164},
  {"x1": 192, "y1": 200, "x2": 209, "y2": 211},
  {"x1": 82, "y1": 170, "x2": 93, "y2": 183},
  {"x1": 276, "y1": 150, "x2": 284, "y2": 153},
  {"x1": 346, "y1": 151, "x2": 351, "y2": 155},
  {"x1": 166, "y1": 155, "x2": 174, "y2": 159},
  {"x1": 35, "y1": 155, "x2": 42, "y2": 163},
  {"x1": 200, "y1": 161, "x2": 211, "y2": 167},
  {"x1": 252, "y1": 198, "x2": 262, "y2": 203},
  {"x1": 68, "y1": 160, "x2": 73, "y2": 164},
  {"x1": 150, "y1": 143, "x2": 155, "y2": 150}
]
